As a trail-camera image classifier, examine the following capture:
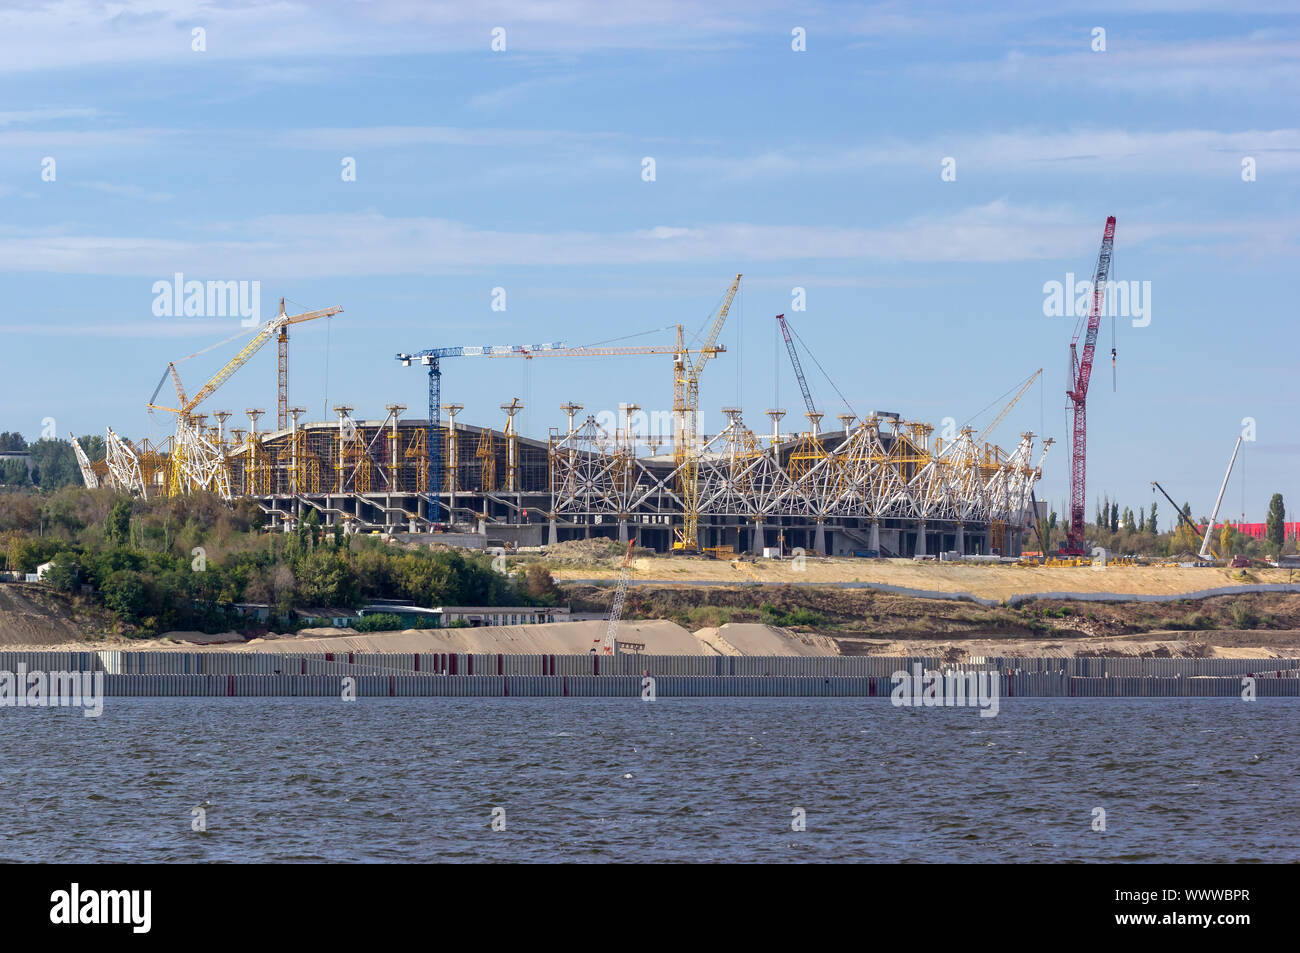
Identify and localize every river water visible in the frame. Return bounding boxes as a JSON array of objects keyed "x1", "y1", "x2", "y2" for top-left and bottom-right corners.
[{"x1": 2, "y1": 697, "x2": 1295, "y2": 862}]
